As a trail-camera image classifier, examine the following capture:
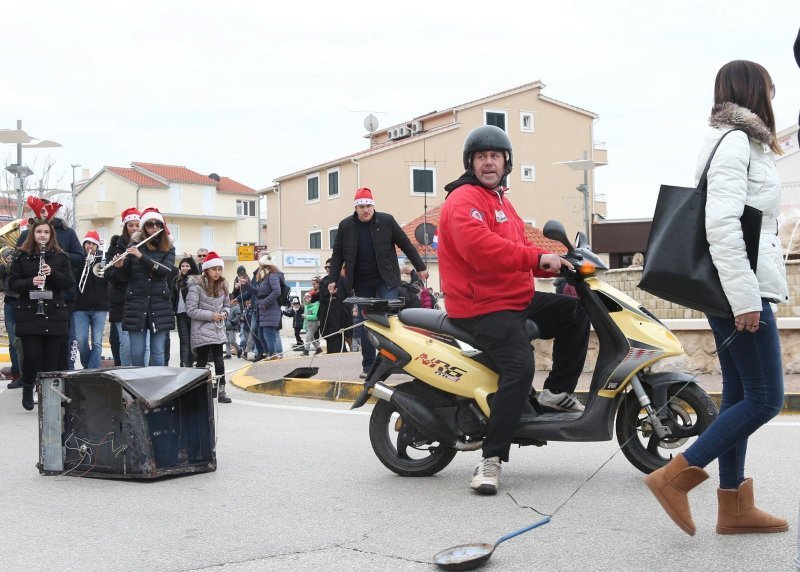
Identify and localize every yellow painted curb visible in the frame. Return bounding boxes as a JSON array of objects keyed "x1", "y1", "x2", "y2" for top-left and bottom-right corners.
[{"x1": 229, "y1": 359, "x2": 375, "y2": 403}]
